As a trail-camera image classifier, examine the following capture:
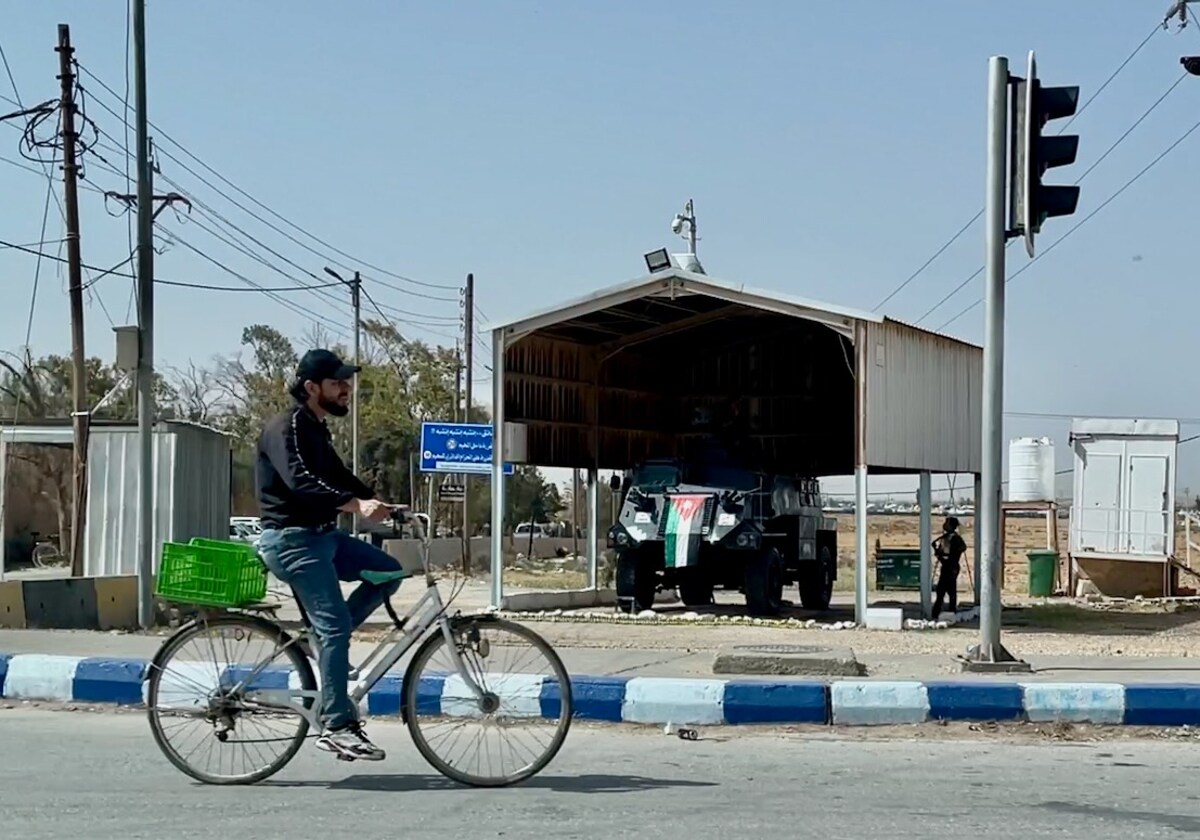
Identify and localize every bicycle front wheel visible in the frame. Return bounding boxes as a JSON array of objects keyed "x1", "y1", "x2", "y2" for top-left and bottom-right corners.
[
  {"x1": 404, "y1": 615, "x2": 573, "y2": 787},
  {"x1": 146, "y1": 613, "x2": 317, "y2": 785}
]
